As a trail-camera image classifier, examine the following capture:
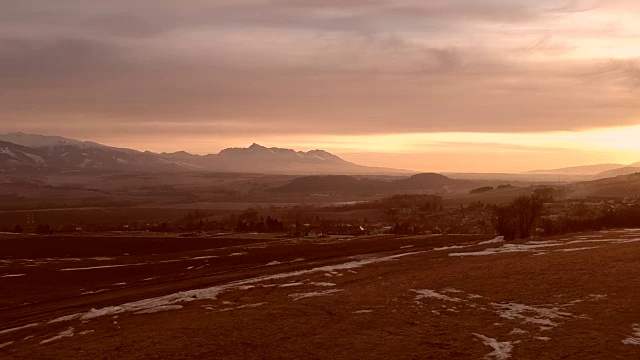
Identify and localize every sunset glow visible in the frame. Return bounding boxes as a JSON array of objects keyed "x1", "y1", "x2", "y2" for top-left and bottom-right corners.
[{"x1": 1, "y1": 0, "x2": 639, "y2": 172}]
